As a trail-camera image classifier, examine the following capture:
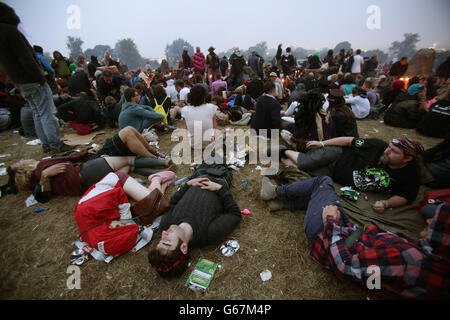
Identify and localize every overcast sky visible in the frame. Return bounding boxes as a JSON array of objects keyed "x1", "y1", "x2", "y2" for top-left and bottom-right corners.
[{"x1": 4, "y1": 0, "x2": 450, "y2": 59}]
